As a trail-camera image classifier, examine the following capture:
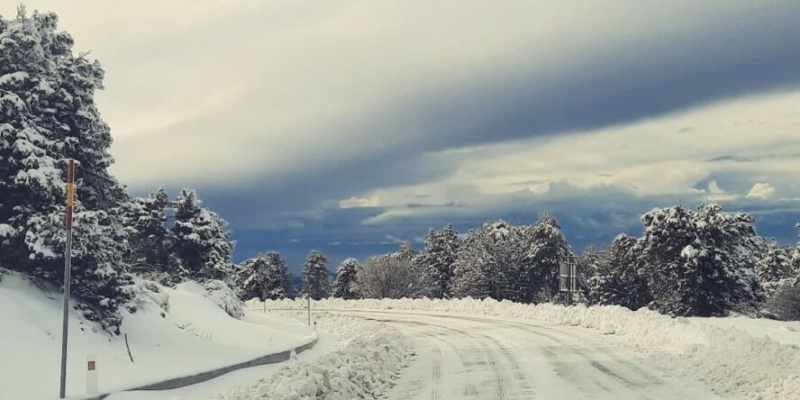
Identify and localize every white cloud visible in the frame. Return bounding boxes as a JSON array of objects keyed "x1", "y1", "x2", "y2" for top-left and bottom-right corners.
[
  {"x1": 339, "y1": 194, "x2": 380, "y2": 209},
  {"x1": 747, "y1": 182, "x2": 776, "y2": 200},
  {"x1": 706, "y1": 181, "x2": 738, "y2": 202}
]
